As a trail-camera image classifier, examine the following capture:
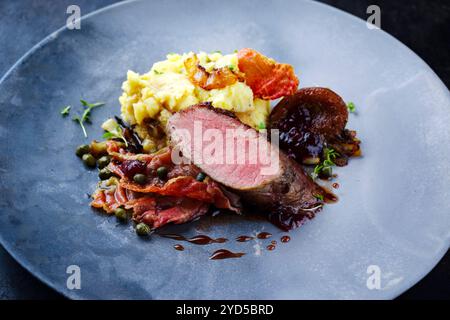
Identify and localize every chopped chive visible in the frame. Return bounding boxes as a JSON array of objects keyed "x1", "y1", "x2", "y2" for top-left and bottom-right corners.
[
  {"x1": 60, "y1": 105, "x2": 71, "y2": 116},
  {"x1": 314, "y1": 194, "x2": 324, "y2": 201},
  {"x1": 347, "y1": 102, "x2": 356, "y2": 113}
]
